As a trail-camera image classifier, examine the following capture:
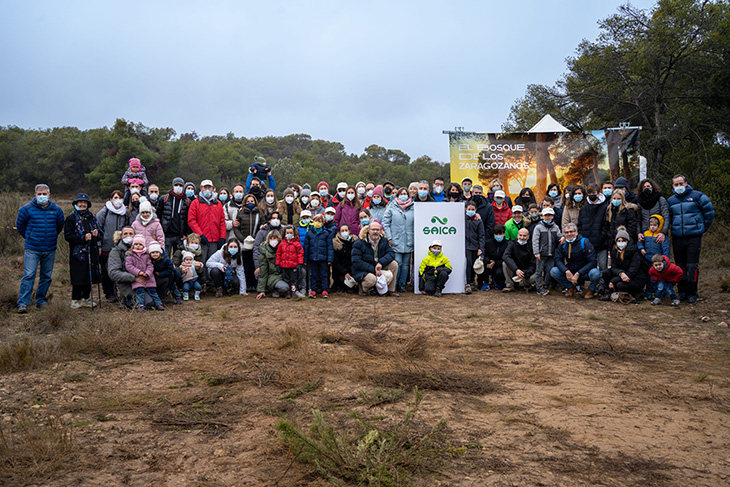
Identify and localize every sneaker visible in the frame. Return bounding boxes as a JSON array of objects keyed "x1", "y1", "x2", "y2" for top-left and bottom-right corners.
[
  {"x1": 671, "y1": 299, "x2": 680, "y2": 306},
  {"x1": 584, "y1": 290, "x2": 595, "y2": 300},
  {"x1": 81, "y1": 298, "x2": 95, "y2": 308},
  {"x1": 494, "y1": 282, "x2": 504, "y2": 291},
  {"x1": 480, "y1": 283, "x2": 490, "y2": 291},
  {"x1": 106, "y1": 296, "x2": 118, "y2": 303},
  {"x1": 194, "y1": 292, "x2": 201, "y2": 301},
  {"x1": 215, "y1": 287, "x2": 223, "y2": 298},
  {"x1": 138, "y1": 306, "x2": 146, "y2": 312},
  {"x1": 687, "y1": 295, "x2": 698, "y2": 304},
  {"x1": 295, "y1": 290, "x2": 305, "y2": 298},
  {"x1": 175, "y1": 297, "x2": 182, "y2": 305},
  {"x1": 651, "y1": 298, "x2": 662, "y2": 305},
  {"x1": 434, "y1": 289, "x2": 442, "y2": 297},
  {"x1": 272, "y1": 291, "x2": 281, "y2": 298},
  {"x1": 17, "y1": 305, "x2": 28, "y2": 314},
  {"x1": 183, "y1": 292, "x2": 189, "y2": 301},
  {"x1": 322, "y1": 291, "x2": 329, "y2": 298},
  {"x1": 35, "y1": 302, "x2": 48, "y2": 310},
  {"x1": 465, "y1": 284, "x2": 472, "y2": 294},
  {"x1": 70, "y1": 300, "x2": 83, "y2": 309},
  {"x1": 155, "y1": 305, "x2": 165, "y2": 311},
  {"x1": 309, "y1": 291, "x2": 316, "y2": 299},
  {"x1": 502, "y1": 287, "x2": 513, "y2": 293},
  {"x1": 537, "y1": 288, "x2": 549, "y2": 296}
]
